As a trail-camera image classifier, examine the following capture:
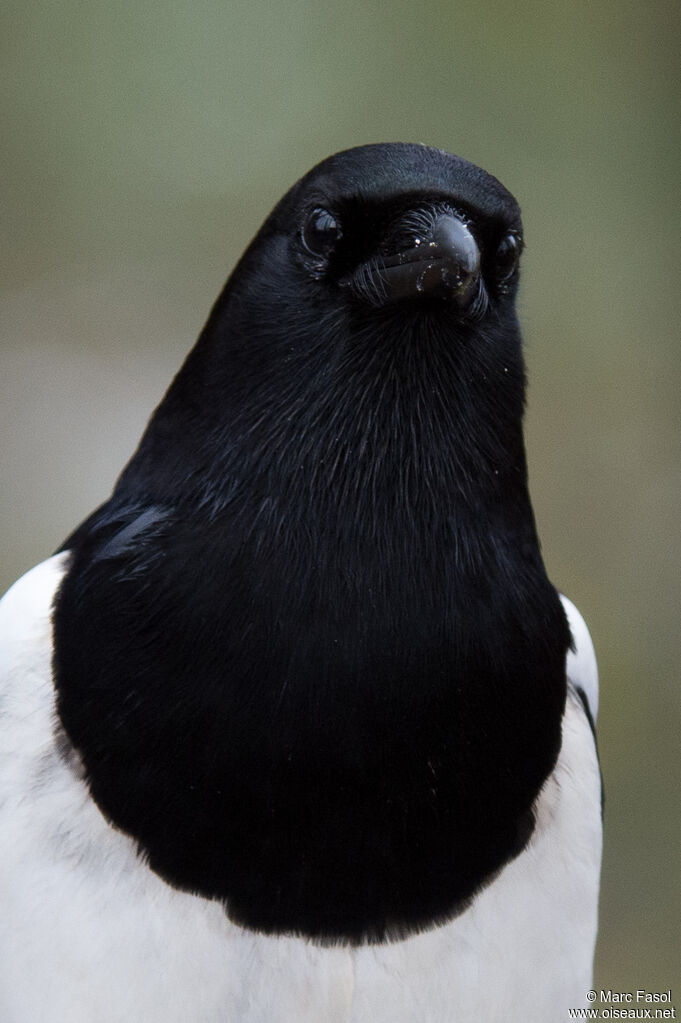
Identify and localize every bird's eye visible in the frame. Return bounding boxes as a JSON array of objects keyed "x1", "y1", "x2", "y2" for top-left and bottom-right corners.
[
  {"x1": 495, "y1": 233, "x2": 521, "y2": 284},
  {"x1": 301, "y1": 208, "x2": 342, "y2": 259}
]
